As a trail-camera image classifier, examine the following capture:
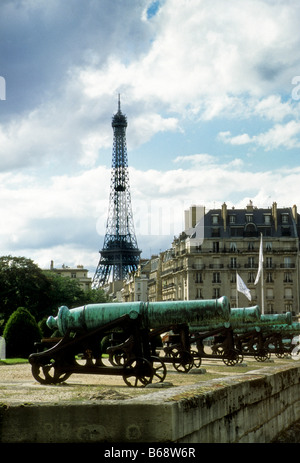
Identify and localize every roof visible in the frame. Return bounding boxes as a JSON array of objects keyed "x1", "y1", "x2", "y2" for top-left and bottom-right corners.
[{"x1": 203, "y1": 204, "x2": 300, "y2": 239}]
